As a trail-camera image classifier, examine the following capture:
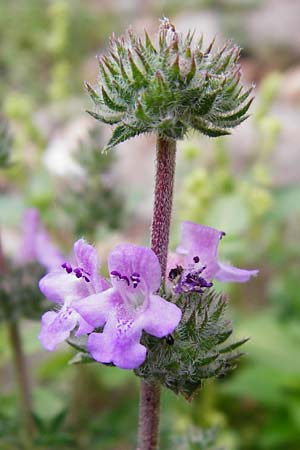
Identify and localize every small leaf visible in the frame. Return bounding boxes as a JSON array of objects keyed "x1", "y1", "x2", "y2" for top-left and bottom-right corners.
[
  {"x1": 105, "y1": 124, "x2": 142, "y2": 150},
  {"x1": 186, "y1": 56, "x2": 196, "y2": 84},
  {"x1": 128, "y1": 50, "x2": 147, "y2": 85},
  {"x1": 196, "y1": 88, "x2": 221, "y2": 115},
  {"x1": 85, "y1": 82, "x2": 101, "y2": 104},
  {"x1": 68, "y1": 352, "x2": 95, "y2": 365},
  {"x1": 204, "y1": 37, "x2": 216, "y2": 55},
  {"x1": 215, "y1": 97, "x2": 254, "y2": 121},
  {"x1": 169, "y1": 54, "x2": 181, "y2": 81},
  {"x1": 144, "y1": 30, "x2": 156, "y2": 53},
  {"x1": 102, "y1": 87, "x2": 127, "y2": 112},
  {"x1": 219, "y1": 337, "x2": 249, "y2": 354},
  {"x1": 86, "y1": 109, "x2": 122, "y2": 125},
  {"x1": 135, "y1": 102, "x2": 150, "y2": 122},
  {"x1": 192, "y1": 118, "x2": 231, "y2": 137}
]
